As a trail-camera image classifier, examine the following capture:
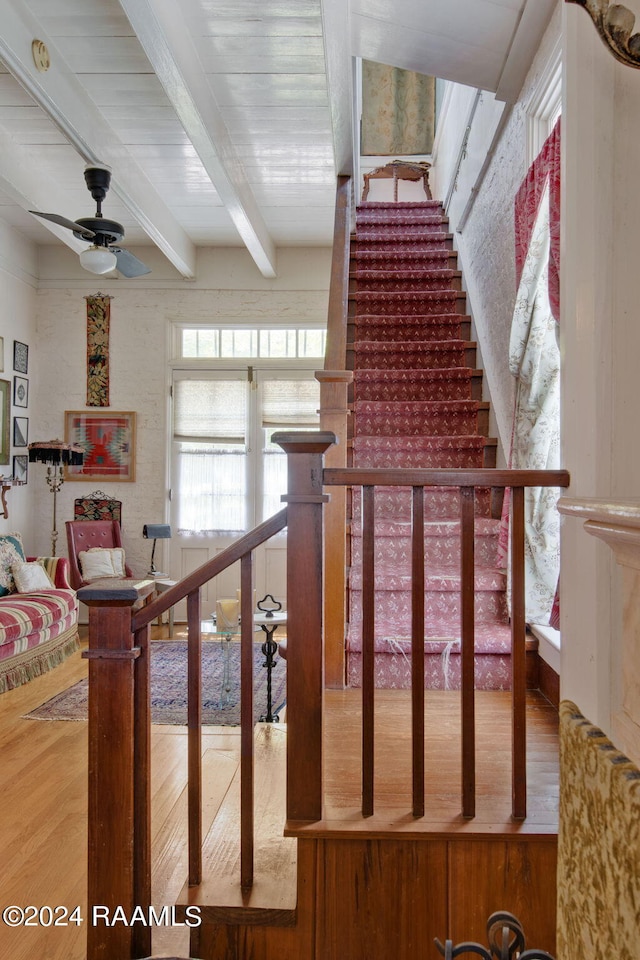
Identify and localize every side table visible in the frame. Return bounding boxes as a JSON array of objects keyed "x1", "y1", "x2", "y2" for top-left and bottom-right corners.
[{"x1": 153, "y1": 577, "x2": 177, "y2": 637}]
